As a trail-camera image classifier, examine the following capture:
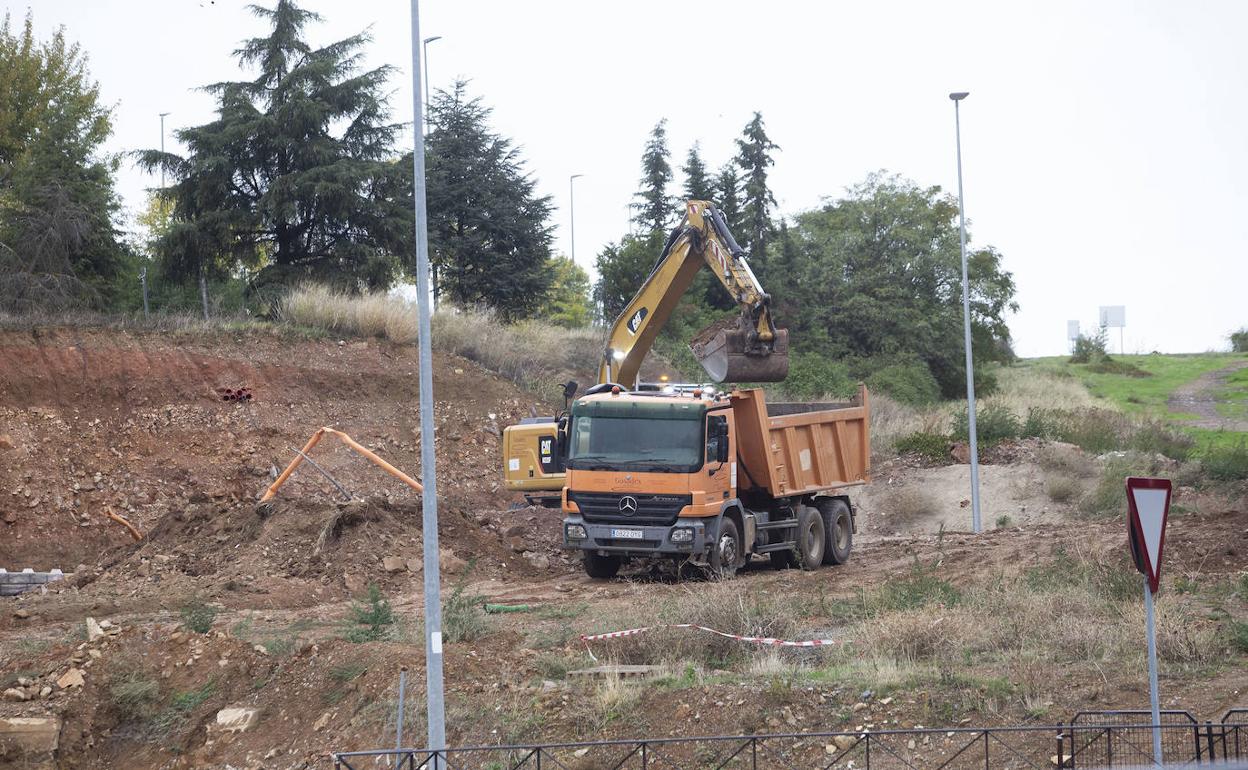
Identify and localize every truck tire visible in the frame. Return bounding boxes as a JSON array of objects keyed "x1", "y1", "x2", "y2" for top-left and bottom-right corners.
[
  {"x1": 795, "y1": 505, "x2": 825, "y2": 570},
  {"x1": 710, "y1": 517, "x2": 741, "y2": 578},
  {"x1": 817, "y1": 498, "x2": 853, "y2": 565},
  {"x1": 583, "y1": 552, "x2": 621, "y2": 579}
]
